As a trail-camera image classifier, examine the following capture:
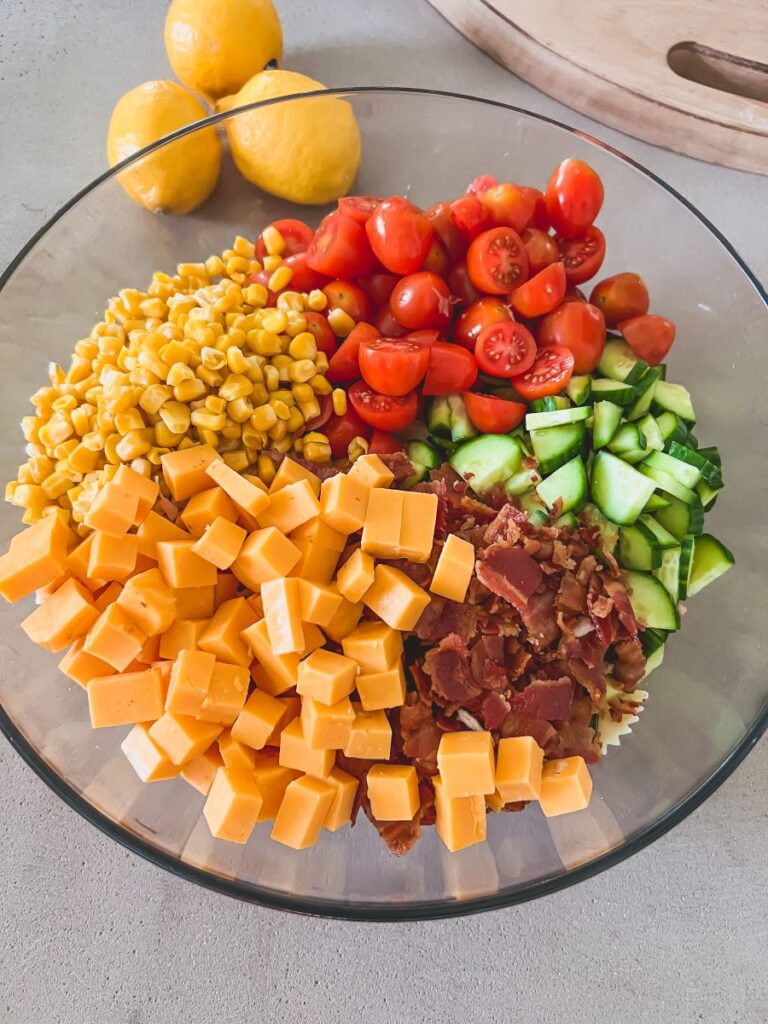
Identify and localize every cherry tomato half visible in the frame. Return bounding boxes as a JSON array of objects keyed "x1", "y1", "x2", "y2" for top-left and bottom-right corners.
[
  {"x1": 322, "y1": 280, "x2": 371, "y2": 322},
  {"x1": 282, "y1": 253, "x2": 329, "y2": 293},
  {"x1": 558, "y1": 226, "x2": 606, "y2": 285},
  {"x1": 422, "y1": 343, "x2": 478, "y2": 396},
  {"x1": 302, "y1": 311, "x2": 337, "y2": 357},
  {"x1": 466, "y1": 174, "x2": 498, "y2": 197},
  {"x1": 545, "y1": 159, "x2": 604, "y2": 238},
  {"x1": 539, "y1": 301, "x2": 606, "y2": 373},
  {"x1": 389, "y1": 271, "x2": 452, "y2": 330},
  {"x1": 255, "y1": 218, "x2": 313, "y2": 260},
  {"x1": 426, "y1": 201, "x2": 468, "y2": 262},
  {"x1": 366, "y1": 197, "x2": 433, "y2": 275},
  {"x1": 373, "y1": 304, "x2": 409, "y2": 338},
  {"x1": 480, "y1": 182, "x2": 536, "y2": 233},
  {"x1": 509, "y1": 262, "x2": 566, "y2": 319},
  {"x1": 511, "y1": 344, "x2": 575, "y2": 400},
  {"x1": 453, "y1": 296, "x2": 512, "y2": 351},
  {"x1": 359, "y1": 338, "x2": 431, "y2": 396},
  {"x1": 475, "y1": 320, "x2": 536, "y2": 378},
  {"x1": 404, "y1": 329, "x2": 440, "y2": 347},
  {"x1": 326, "y1": 321, "x2": 379, "y2": 383},
  {"x1": 463, "y1": 392, "x2": 526, "y2": 433},
  {"x1": 467, "y1": 227, "x2": 529, "y2": 295},
  {"x1": 520, "y1": 187, "x2": 550, "y2": 230},
  {"x1": 325, "y1": 408, "x2": 372, "y2": 459},
  {"x1": 307, "y1": 212, "x2": 375, "y2": 278},
  {"x1": 447, "y1": 263, "x2": 481, "y2": 306},
  {"x1": 590, "y1": 272, "x2": 650, "y2": 327},
  {"x1": 619, "y1": 315, "x2": 676, "y2": 365},
  {"x1": 449, "y1": 195, "x2": 492, "y2": 240},
  {"x1": 368, "y1": 429, "x2": 404, "y2": 455},
  {"x1": 522, "y1": 228, "x2": 560, "y2": 275},
  {"x1": 348, "y1": 380, "x2": 419, "y2": 431},
  {"x1": 338, "y1": 195, "x2": 381, "y2": 224}
]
